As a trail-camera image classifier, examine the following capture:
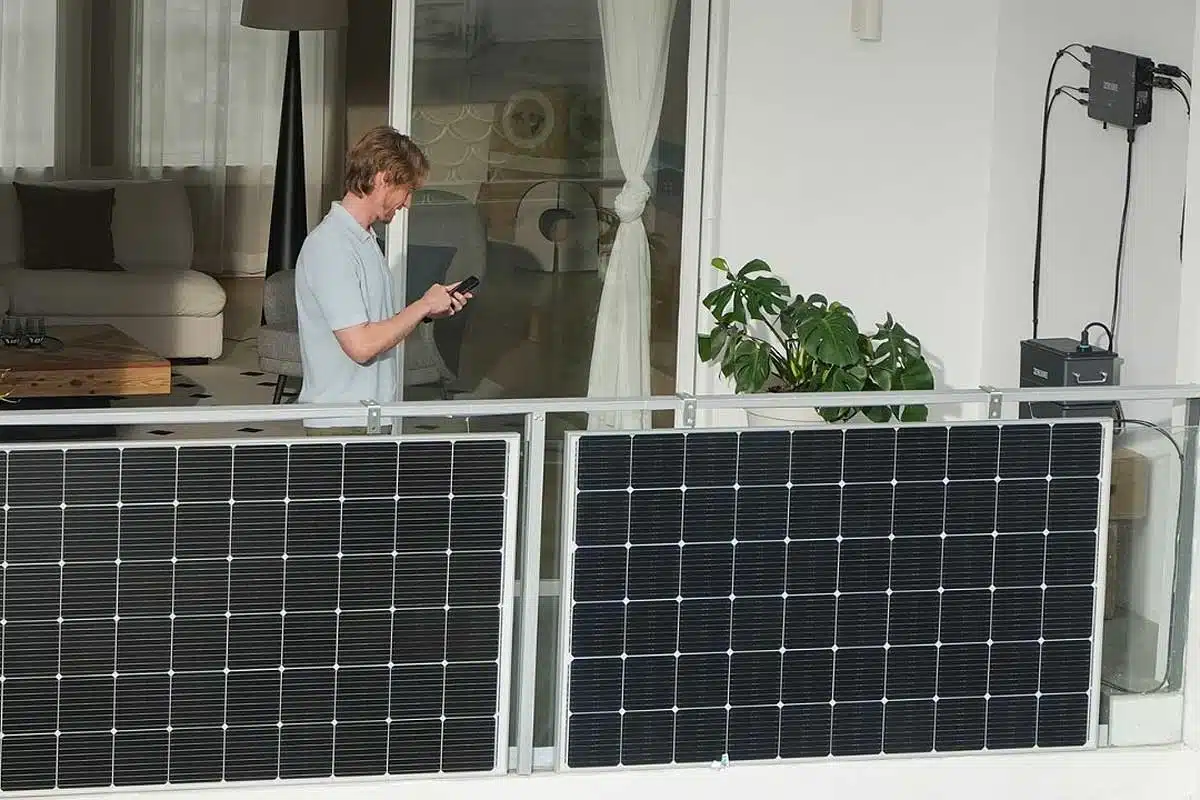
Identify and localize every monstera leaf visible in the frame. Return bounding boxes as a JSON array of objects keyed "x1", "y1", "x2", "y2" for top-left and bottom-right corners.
[{"x1": 697, "y1": 258, "x2": 935, "y2": 423}]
